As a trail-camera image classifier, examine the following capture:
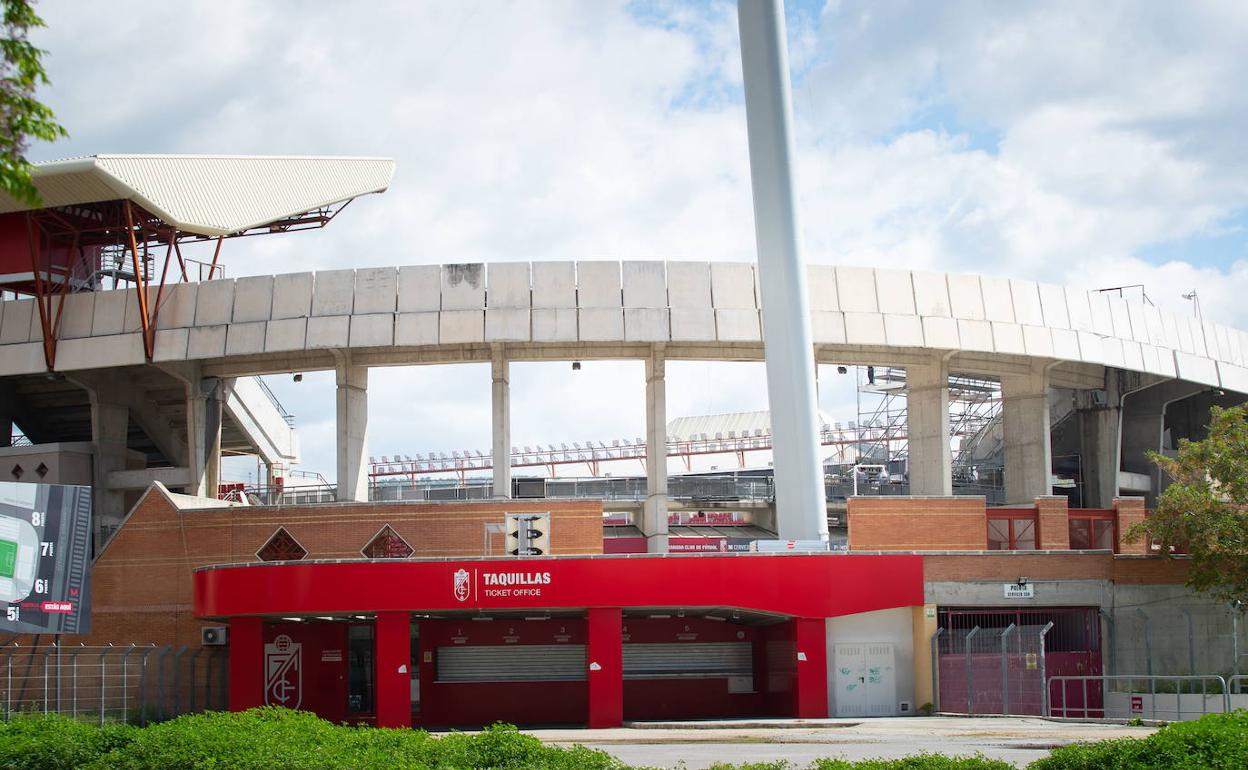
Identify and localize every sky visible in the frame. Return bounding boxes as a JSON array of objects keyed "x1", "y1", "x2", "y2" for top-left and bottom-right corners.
[{"x1": 26, "y1": 1, "x2": 1248, "y2": 483}]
